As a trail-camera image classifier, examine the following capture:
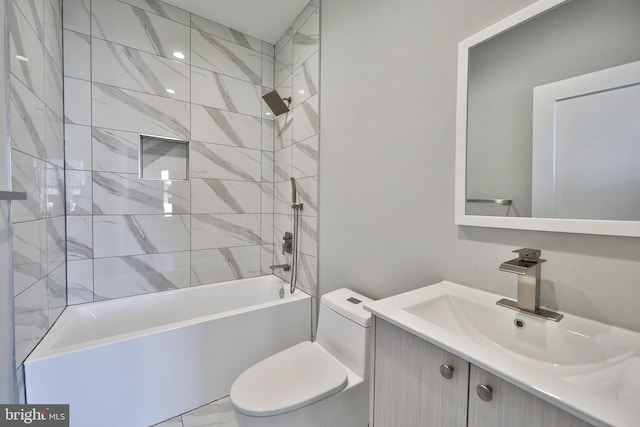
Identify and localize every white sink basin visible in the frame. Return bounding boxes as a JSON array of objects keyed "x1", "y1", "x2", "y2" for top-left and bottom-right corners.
[
  {"x1": 365, "y1": 281, "x2": 640, "y2": 427},
  {"x1": 405, "y1": 294, "x2": 632, "y2": 367}
]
